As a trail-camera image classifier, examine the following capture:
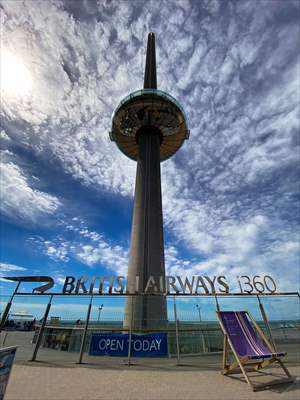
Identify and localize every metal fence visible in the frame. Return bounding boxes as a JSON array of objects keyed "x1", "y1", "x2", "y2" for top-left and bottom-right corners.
[{"x1": 0, "y1": 293, "x2": 299, "y2": 368}]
